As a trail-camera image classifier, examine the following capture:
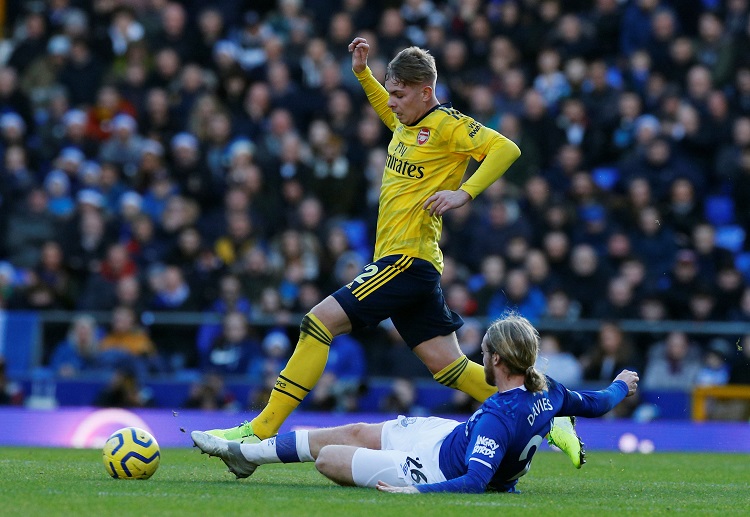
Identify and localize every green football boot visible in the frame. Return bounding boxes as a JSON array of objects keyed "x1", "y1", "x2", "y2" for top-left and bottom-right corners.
[
  {"x1": 548, "y1": 416, "x2": 586, "y2": 469},
  {"x1": 204, "y1": 420, "x2": 261, "y2": 444}
]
